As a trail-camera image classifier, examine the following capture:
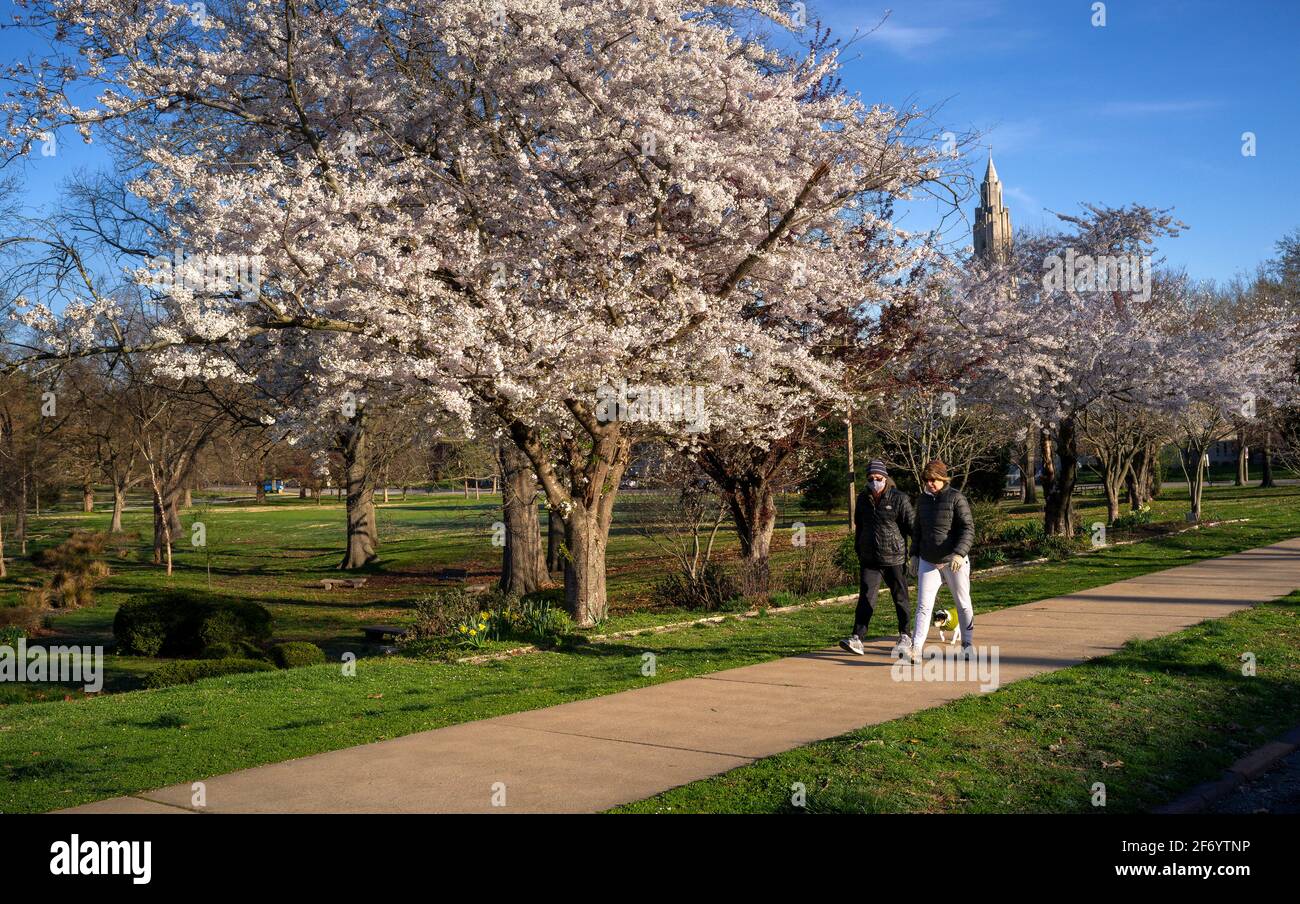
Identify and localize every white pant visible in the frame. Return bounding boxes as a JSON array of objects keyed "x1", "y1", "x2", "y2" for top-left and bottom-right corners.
[{"x1": 912, "y1": 558, "x2": 974, "y2": 654}]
